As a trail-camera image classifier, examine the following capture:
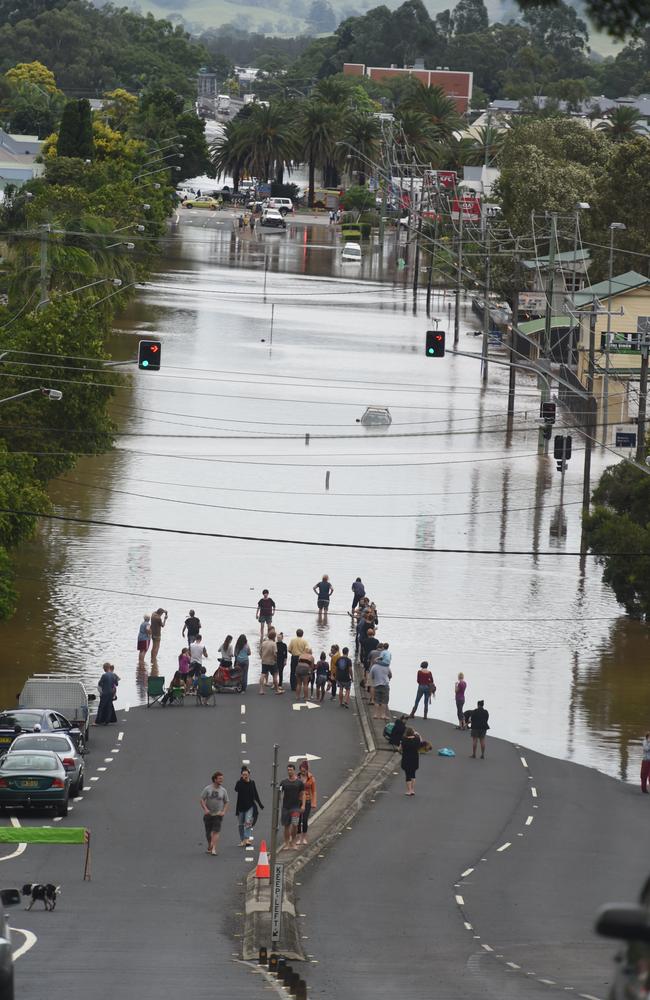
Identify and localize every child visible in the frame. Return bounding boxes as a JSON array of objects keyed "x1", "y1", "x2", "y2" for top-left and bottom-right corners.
[{"x1": 315, "y1": 652, "x2": 330, "y2": 703}]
